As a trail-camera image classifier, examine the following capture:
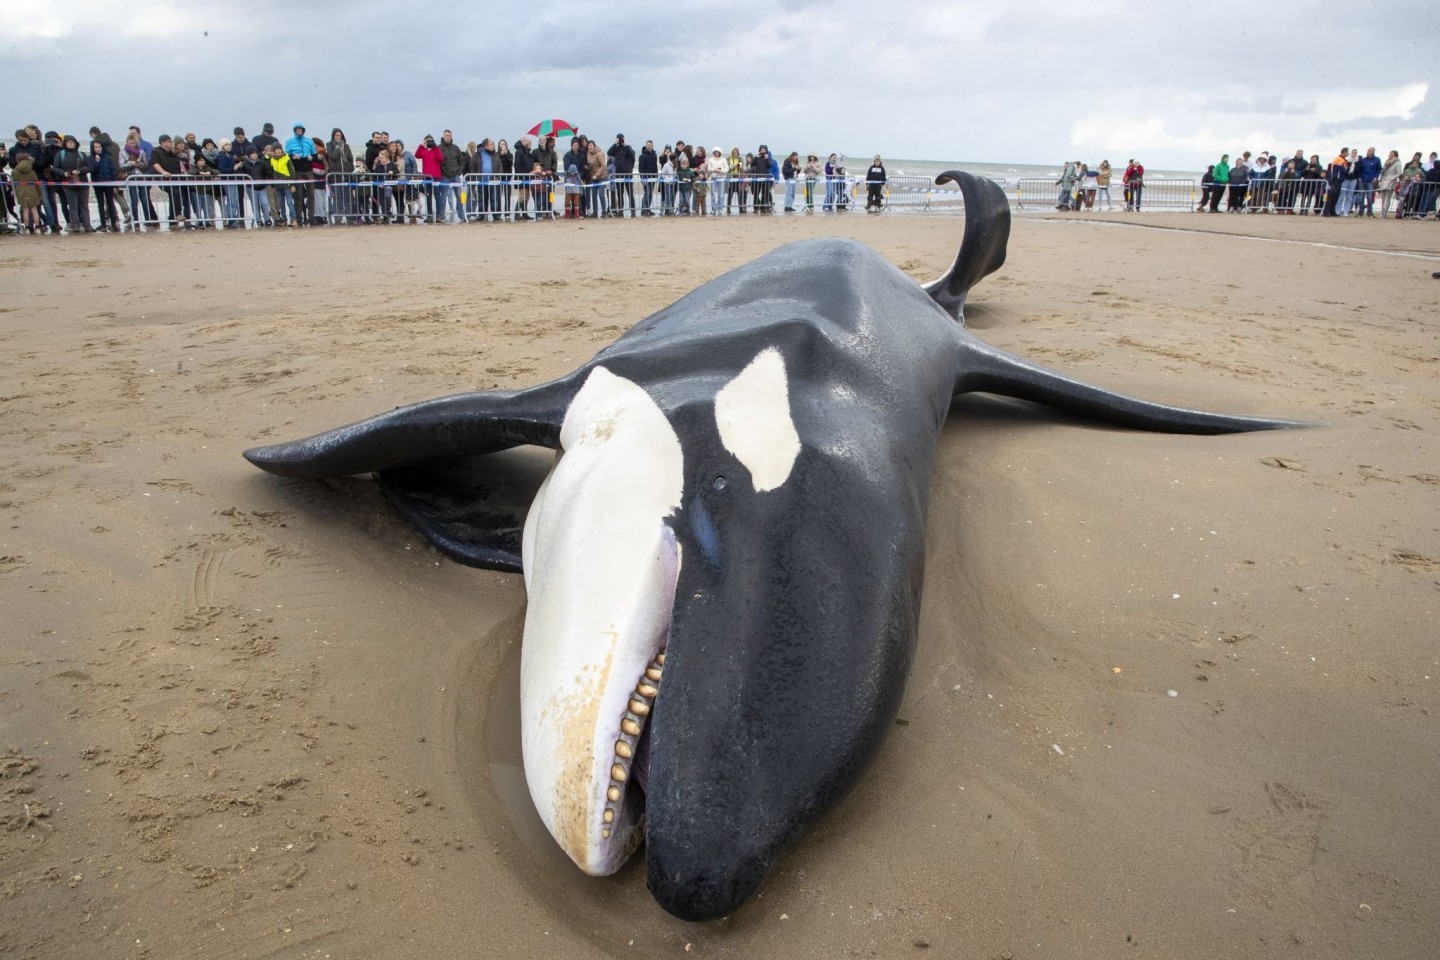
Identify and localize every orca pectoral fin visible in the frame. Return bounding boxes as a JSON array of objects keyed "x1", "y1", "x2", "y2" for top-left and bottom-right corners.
[
  {"x1": 378, "y1": 448, "x2": 554, "y2": 573},
  {"x1": 923, "y1": 171, "x2": 1011, "y2": 322},
  {"x1": 243, "y1": 381, "x2": 571, "y2": 479},
  {"x1": 955, "y1": 337, "x2": 1314, "y2": 435},
  {"x1": 244, "y1": 380, "x2": 575, "y2": 573}
]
